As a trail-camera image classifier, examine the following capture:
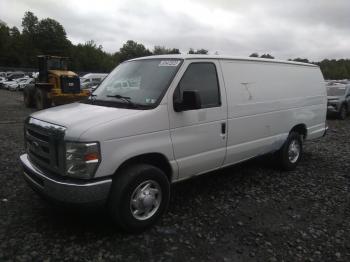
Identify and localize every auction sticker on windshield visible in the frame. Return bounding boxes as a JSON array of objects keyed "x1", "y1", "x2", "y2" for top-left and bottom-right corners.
[{"x1": 159, "y1": 60, "x2": 181, "y2": 67}]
